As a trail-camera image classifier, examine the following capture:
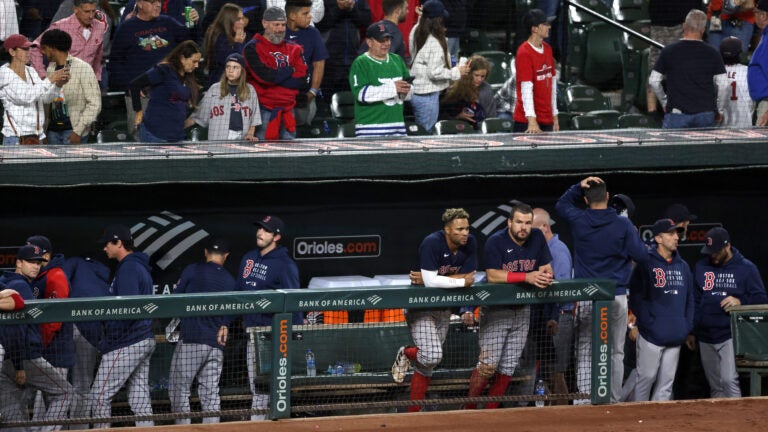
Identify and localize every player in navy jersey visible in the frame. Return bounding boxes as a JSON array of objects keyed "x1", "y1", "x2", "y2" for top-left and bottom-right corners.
[
  {"x1": 169, "y1": 238, "x2": 236, "y2": 424},
  {"x1": 691, "y1": 227, "x2": 768, "y2": 398},
  {"x1": 465, "y1": 202, "x2": 553, "y2": 409},
  {"x1": 392, "y1": 208, "x2": 477, "y2": 412}
]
